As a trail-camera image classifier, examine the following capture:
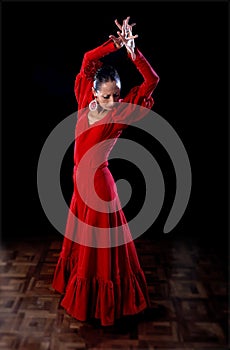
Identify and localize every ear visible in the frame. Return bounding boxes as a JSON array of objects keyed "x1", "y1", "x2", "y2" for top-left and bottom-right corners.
[{"x1": 92, "y1": 87, "x2": 97, "y2": 97}]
